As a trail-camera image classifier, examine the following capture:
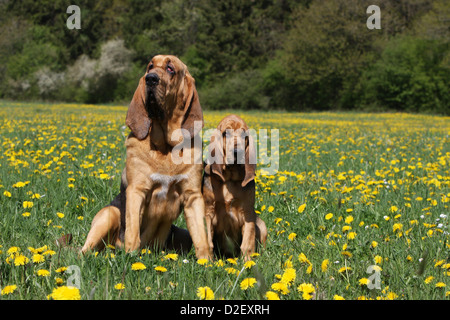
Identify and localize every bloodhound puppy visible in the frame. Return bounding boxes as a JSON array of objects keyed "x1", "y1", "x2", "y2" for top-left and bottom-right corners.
[
  {"x1": 81, "y1": 55, "x2": 211, "y2": 259},
  {"x1": 203, "y1": 115, "x2": 267, "y2": 259}
]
